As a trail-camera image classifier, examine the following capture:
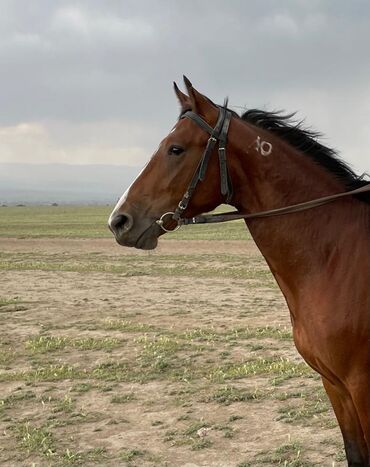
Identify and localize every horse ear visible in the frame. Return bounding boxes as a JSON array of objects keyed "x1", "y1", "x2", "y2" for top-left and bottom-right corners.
[
  {"x1": 173, "y1": 82, "x2": 190, "y2": 110},
  {"x1": 183, "y1": 75, "x2": 217, "y2": 118}
]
